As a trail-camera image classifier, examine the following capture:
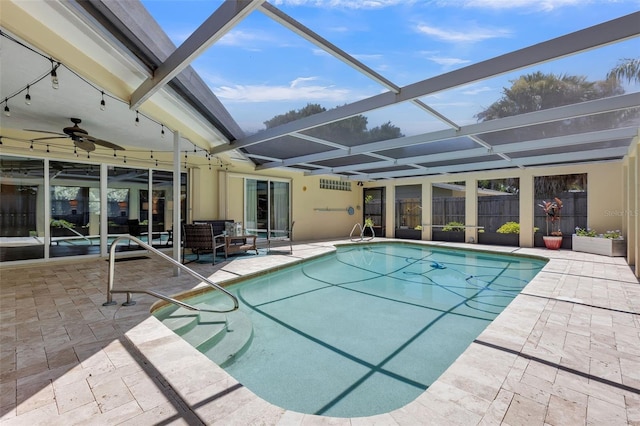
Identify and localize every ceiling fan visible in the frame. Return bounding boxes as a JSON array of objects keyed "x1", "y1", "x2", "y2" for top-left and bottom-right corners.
[{"x1": 26, "y1": 118, "x2": 125, "y2": 152}]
